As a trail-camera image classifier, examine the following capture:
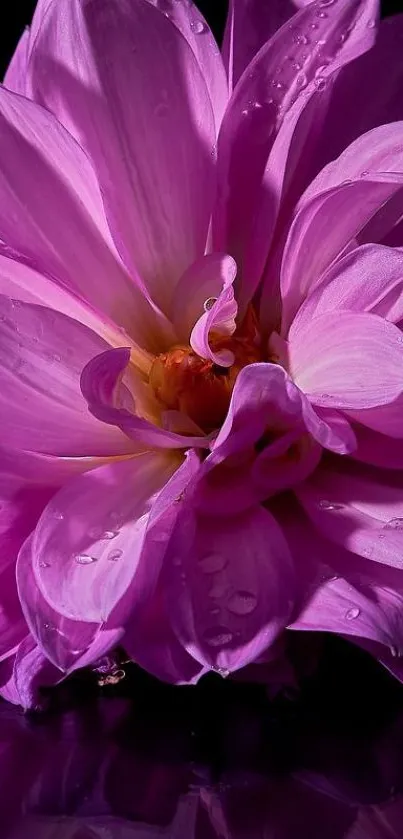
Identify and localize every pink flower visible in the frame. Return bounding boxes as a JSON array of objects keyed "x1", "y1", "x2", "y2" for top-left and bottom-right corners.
[{"x1": 2, "y1": 0, "x2": 403, "y2": 706}]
